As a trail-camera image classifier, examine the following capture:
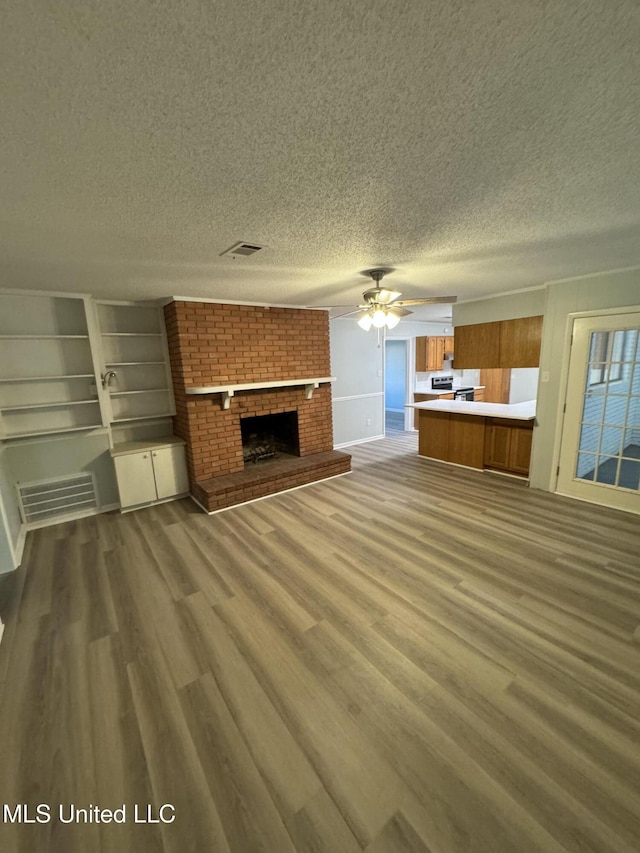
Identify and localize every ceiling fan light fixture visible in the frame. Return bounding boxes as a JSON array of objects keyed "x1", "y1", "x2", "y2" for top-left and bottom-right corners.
[
  {"x1": 371, "y1": 308, "x2": 387, "y2": 328},
  {"x1": 357, "y1": 312, "x2": 373, "y2": 331},
  {"x1": 385, "y1": 311, "x2": 401, "y2": 329}
]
